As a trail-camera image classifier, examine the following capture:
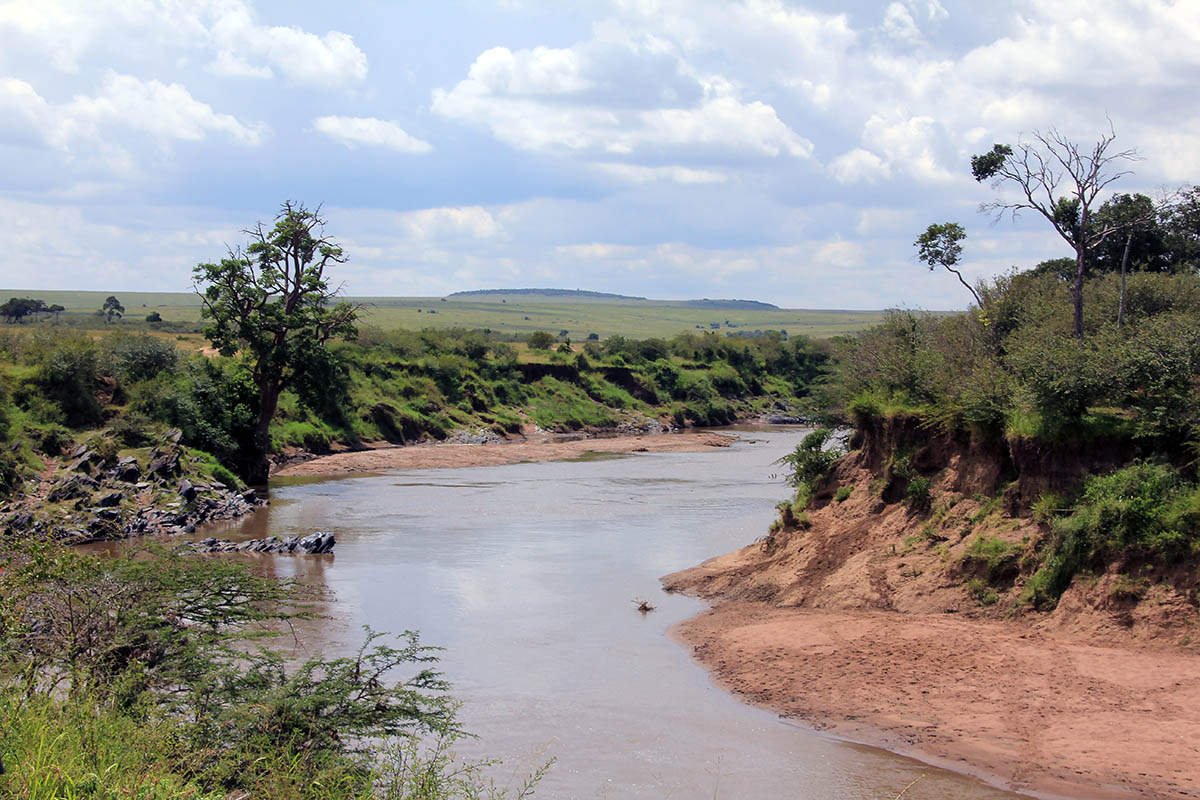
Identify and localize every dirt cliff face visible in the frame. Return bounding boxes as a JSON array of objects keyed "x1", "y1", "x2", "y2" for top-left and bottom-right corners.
[{"x1": 664, "y1": 416, "x2": 1200, "y2": 643}]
